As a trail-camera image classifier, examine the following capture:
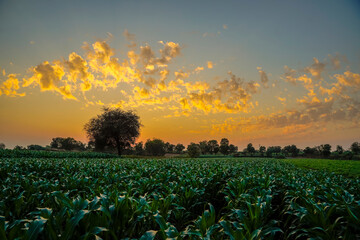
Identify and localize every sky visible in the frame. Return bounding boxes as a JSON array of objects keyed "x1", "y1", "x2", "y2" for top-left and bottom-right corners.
[{"x1": 0, "y1": 0, "x2": 360, "y2": 150}]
